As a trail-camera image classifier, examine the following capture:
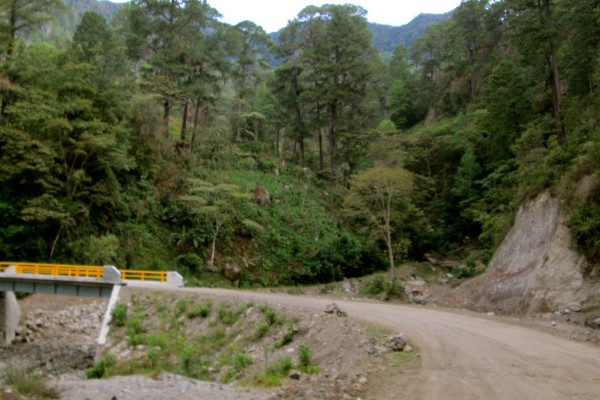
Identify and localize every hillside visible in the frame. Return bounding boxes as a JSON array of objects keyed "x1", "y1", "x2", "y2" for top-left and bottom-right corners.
[
  {"x1": 270, "y1": 12, "x2": 450, "y2": 54},
  {"x1": 27, "y1": 0, "x2": 448, "y2": 55},
  {"x1": 24, "y1": 0, "x2": 123, "y2": 45},
  {"x1": 369, "y1": 12, "x2": 452, "y2": 53}
]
